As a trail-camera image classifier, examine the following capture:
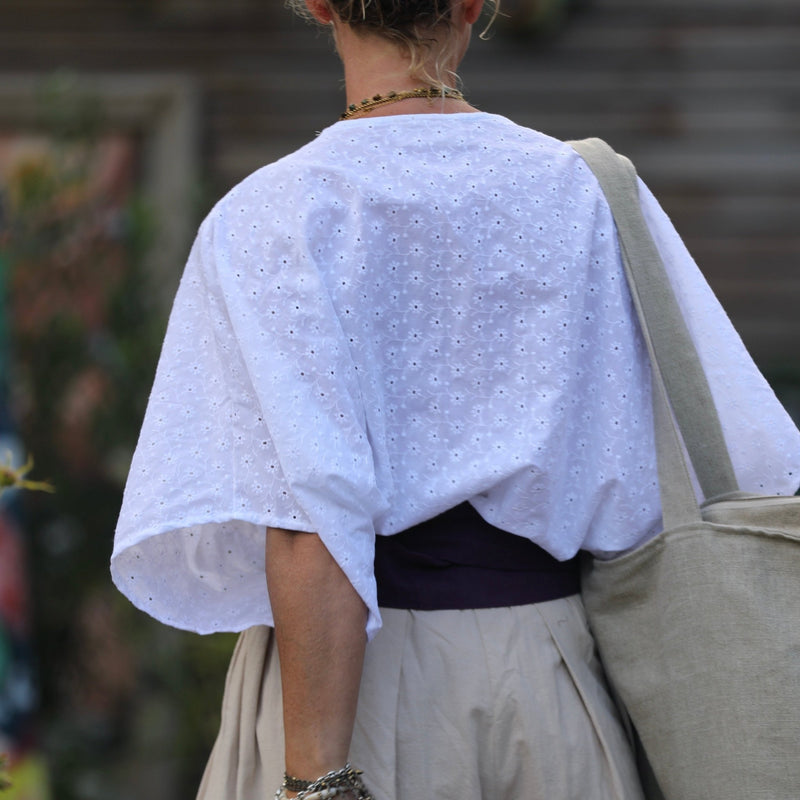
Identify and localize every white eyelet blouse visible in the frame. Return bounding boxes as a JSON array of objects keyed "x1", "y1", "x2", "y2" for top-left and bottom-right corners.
[{"x1": 111, "y1": 112, "x2": 800, "y2": 639}]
